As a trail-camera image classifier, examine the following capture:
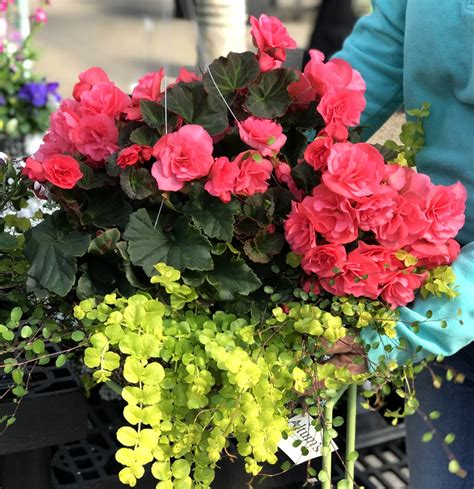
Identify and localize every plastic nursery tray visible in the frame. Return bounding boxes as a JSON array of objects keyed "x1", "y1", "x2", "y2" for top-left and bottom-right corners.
[
  {"x1": 0, "y1": 361, "x2": 87, "y2": 455},
  {"x1": 0, "y1": 361, "x2": 87, "y2": 489},
  {"x1": 50, "y1": 398, "x2": 325, "y2": 489},
  {"x1": 356, "y1": 438, "x2": 409, "y2": 489},
  {"x1": 51, "y1": 398, "x2": 409, "y2": 489}
]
